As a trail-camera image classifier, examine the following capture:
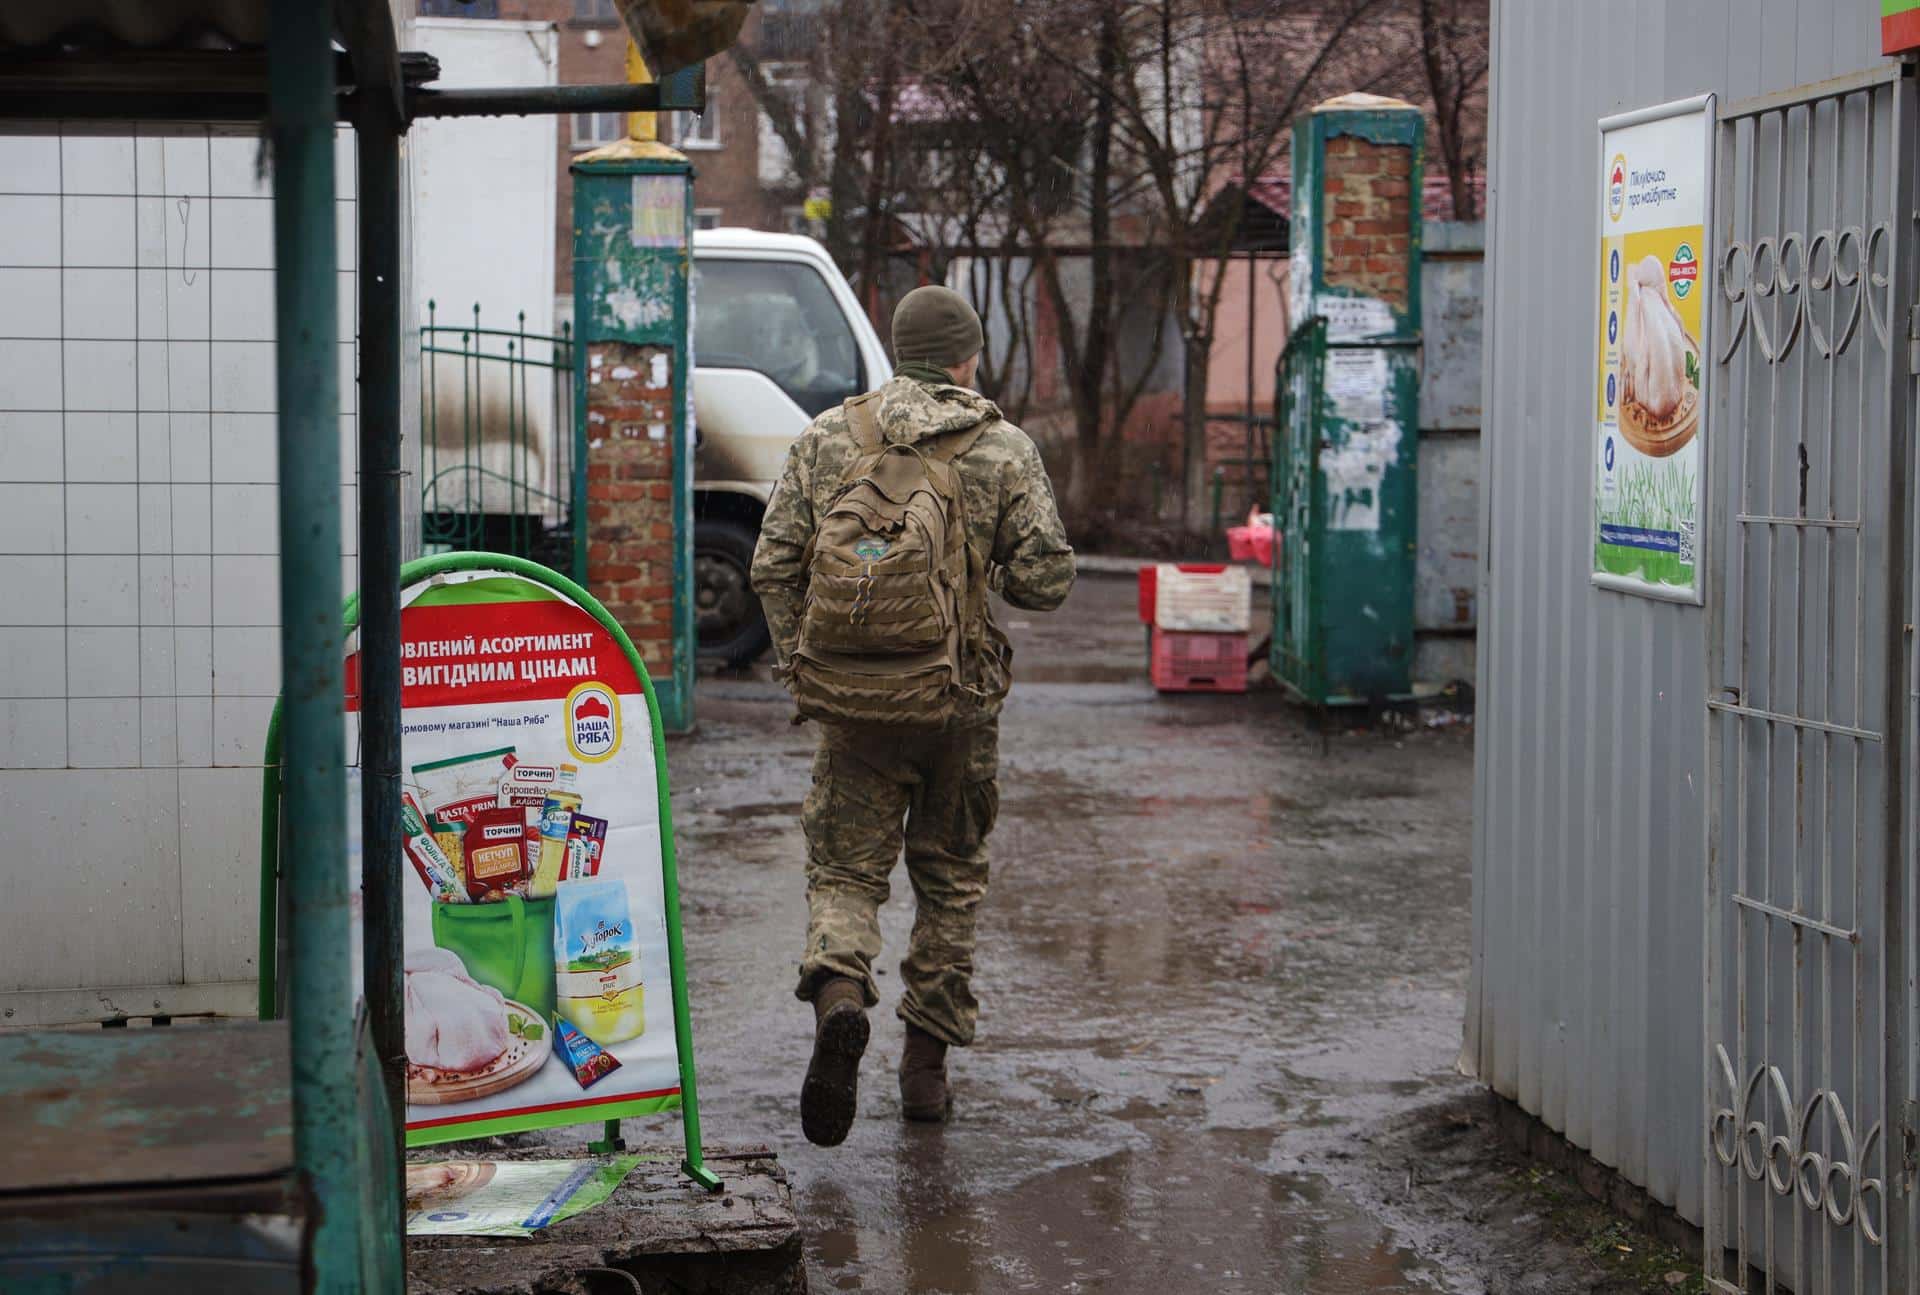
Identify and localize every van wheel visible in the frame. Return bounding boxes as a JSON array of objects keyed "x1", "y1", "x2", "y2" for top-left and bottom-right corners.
[{"x1": 695, "y1": 519, "x2": 772, "y2": 667}]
